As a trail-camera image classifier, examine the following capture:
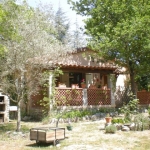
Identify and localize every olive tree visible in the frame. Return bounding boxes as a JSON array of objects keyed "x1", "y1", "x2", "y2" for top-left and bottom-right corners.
[{"x1": 0, "y1": 0, "x2": 72, "y2": 131}]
